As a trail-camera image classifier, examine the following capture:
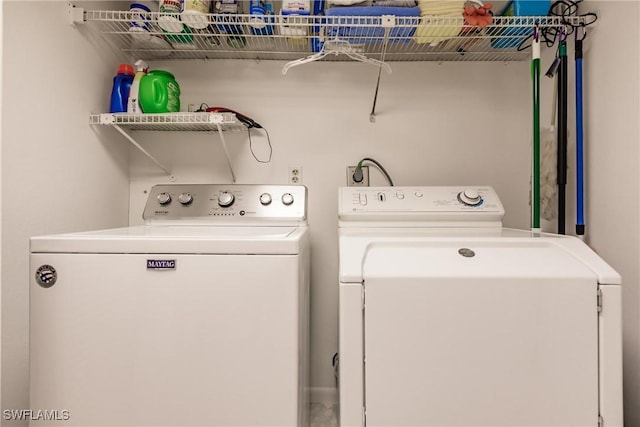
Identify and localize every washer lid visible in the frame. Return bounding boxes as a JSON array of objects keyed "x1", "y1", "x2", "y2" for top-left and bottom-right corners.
[{"x1": 30, "y1": 225, "x2": 308, "y2": 255}]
